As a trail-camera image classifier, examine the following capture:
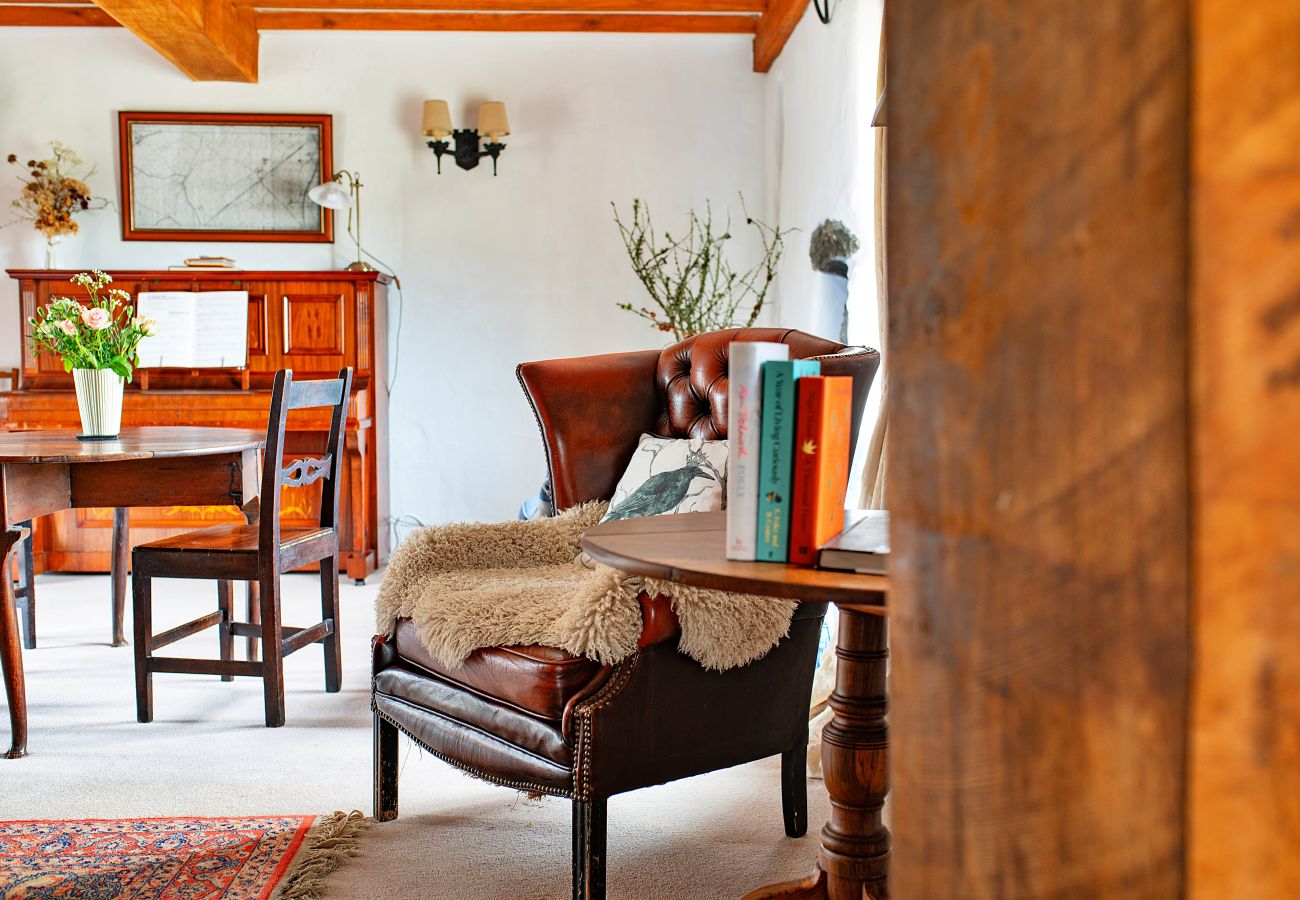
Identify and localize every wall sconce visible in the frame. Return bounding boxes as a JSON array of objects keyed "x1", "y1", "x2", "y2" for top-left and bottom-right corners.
[{"x1": 422, "y1": 100, "x2": 510, "y2": 176}]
